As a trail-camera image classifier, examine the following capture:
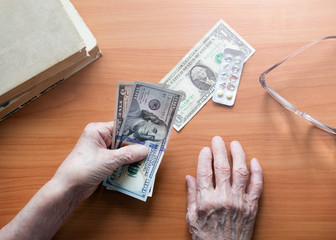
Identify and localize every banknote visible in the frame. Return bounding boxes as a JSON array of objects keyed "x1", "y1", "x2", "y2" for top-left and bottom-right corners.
[
  {"x1": 104, "y1": 81, "x2": 182, "y2": 201},
  {"x1": 159, "y1": 19, "x2": 256, "y2": 131},
  {"x1": 111, "y1": 82, "x2": 134, "y2": 149},
  {"x1": 111, "y1": 82, "x2": 165, "y2": 148},
  {"x1": 109, "y1": 81, "x2": 153, "y2": 196},
  {"x1": 105, "y1": 174, "x2": 155, "y2": 197}
]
